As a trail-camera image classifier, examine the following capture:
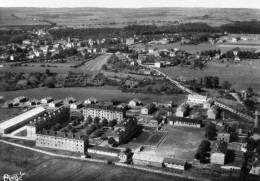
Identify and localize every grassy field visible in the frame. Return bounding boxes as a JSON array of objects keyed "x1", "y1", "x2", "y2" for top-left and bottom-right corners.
[
  {"x1": 79, "y1": 54, "x2": 111, "y2": 70},
  {"x1": 0, "y1": 108, "x2": 24, "y2": 123},
  {"x1": 159, "y1": 61, "x2": 260, "y2": 93},
  {"x1": 0, "y1": 142, "x2": 190, "y2": 181},
  {"x1": 0, "y1": 86, "x2": 187, "y2": 105}
]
